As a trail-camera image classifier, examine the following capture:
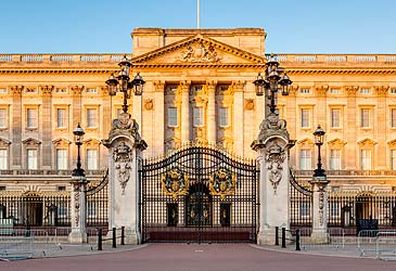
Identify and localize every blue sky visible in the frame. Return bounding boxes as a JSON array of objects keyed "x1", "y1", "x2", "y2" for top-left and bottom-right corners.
[{"x1": 0, "y1": 0, "x2": 395, "y2": 54}]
